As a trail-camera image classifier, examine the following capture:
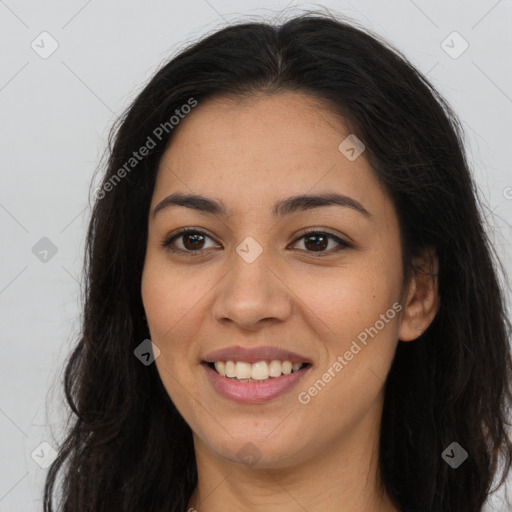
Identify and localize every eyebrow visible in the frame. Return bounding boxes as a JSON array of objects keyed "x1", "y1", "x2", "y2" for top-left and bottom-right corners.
[{"x1": 152, "y1": 192, "x2": 371, "y2": 219}]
